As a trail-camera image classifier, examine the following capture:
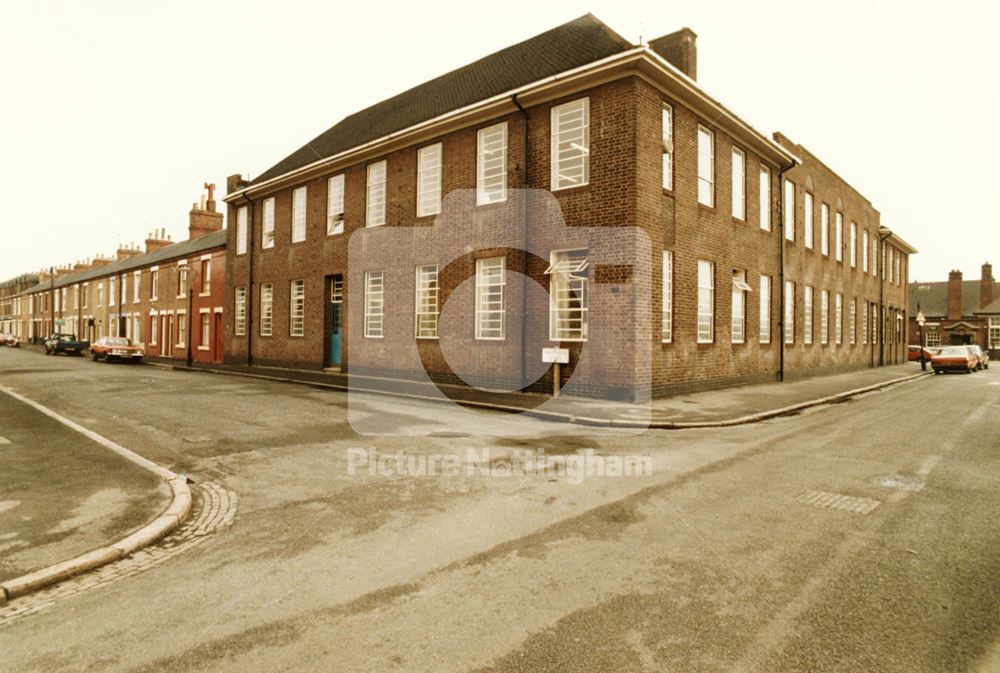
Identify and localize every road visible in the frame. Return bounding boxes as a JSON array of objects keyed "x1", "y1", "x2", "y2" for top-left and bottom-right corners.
[{"x1": 0, "y1": 347, "x2": 998, "y2": 672}]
